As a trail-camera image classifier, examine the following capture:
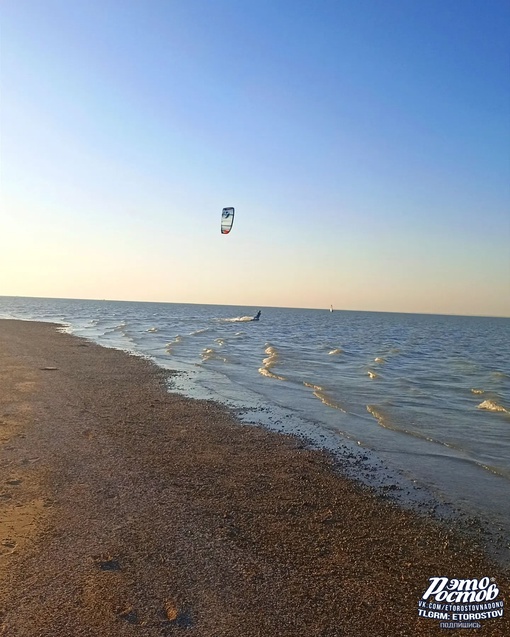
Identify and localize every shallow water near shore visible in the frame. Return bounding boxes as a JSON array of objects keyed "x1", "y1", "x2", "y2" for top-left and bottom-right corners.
[{"x1": 1, "y1": 296, "x2": 509, "y2": 564}]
